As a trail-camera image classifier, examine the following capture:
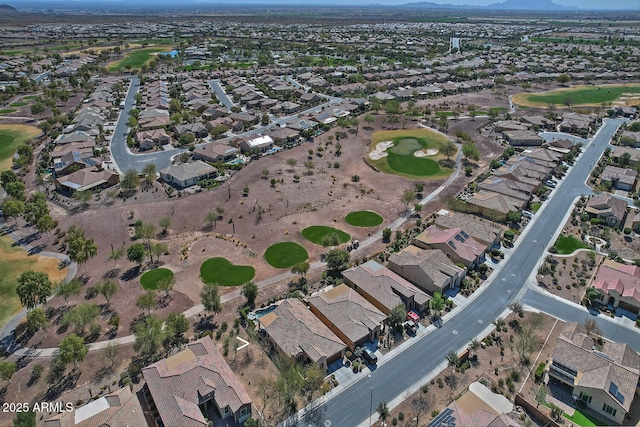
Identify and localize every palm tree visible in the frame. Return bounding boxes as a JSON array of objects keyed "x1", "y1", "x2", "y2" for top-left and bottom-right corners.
[
  {"x1": 445, "y1": 351, "x2": 459, "y2": 372},
  {"x1": 493, "y1": 317, "x2": 506, "y2": 344},
  {"x1": 468, "y1": 339, "x2": 481, "y2": 363},
  {"x1": 376, "y1": 401, "x2": 389, "y2": 426}
]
